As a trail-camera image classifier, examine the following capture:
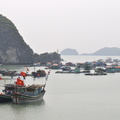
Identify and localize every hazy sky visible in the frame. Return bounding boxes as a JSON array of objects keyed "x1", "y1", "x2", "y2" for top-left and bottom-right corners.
[{"x1": 0, "y1": 0, "x2": 120, "y2": 54}]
